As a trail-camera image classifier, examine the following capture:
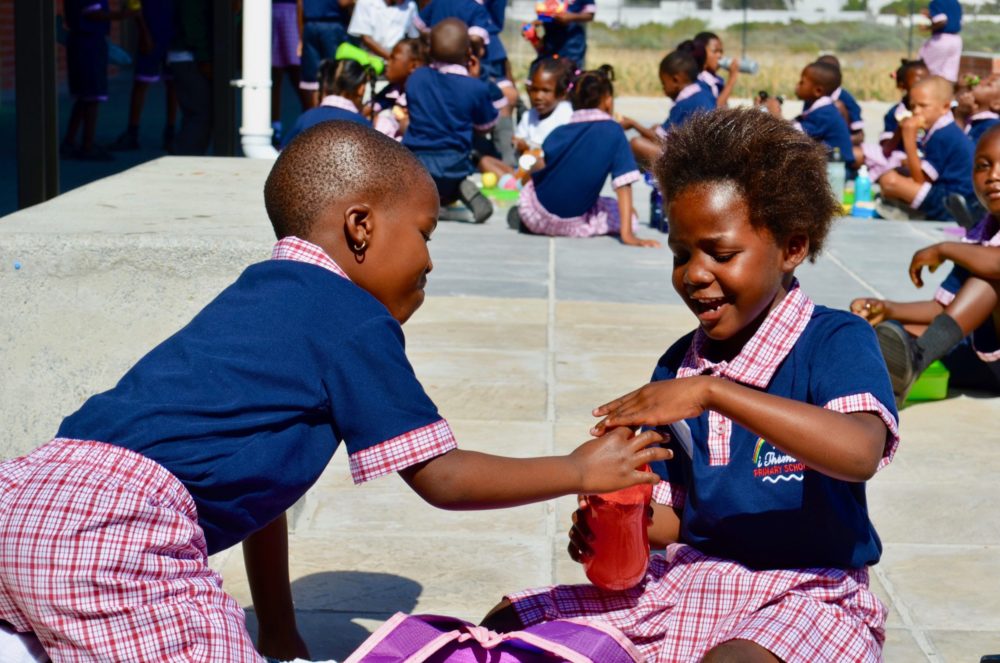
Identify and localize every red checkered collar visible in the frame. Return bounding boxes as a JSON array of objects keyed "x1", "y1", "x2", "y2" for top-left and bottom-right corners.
[
  {"x1": 271, "y1": 236, "x2": 351, "y2": 281},
  {"x1": 676, "y1": 279, "x2": 814, "y2": 389}
]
